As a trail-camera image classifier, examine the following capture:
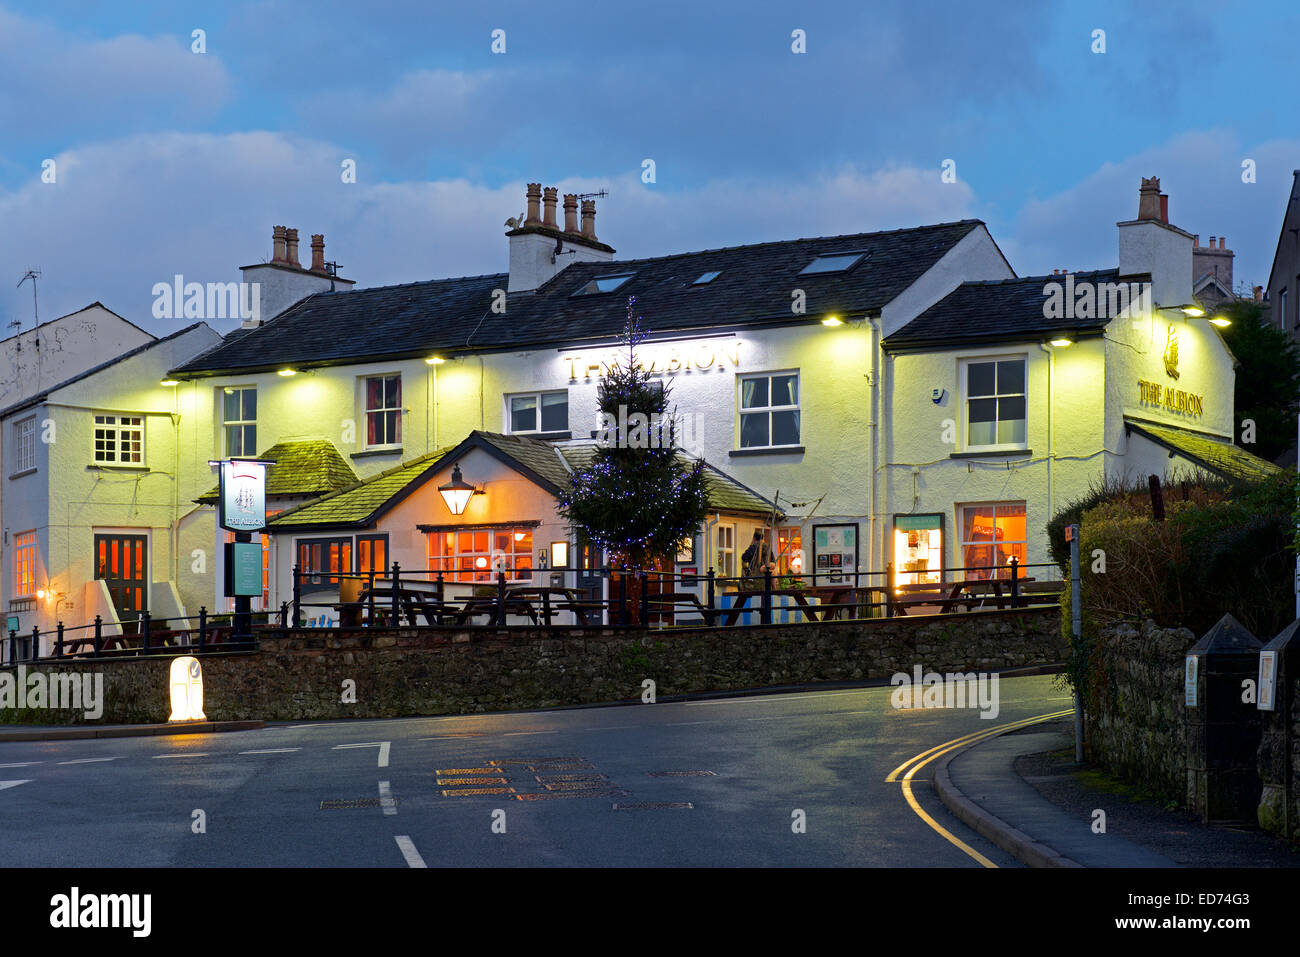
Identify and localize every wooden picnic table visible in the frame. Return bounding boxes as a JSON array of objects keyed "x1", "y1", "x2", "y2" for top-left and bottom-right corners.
[
  {"x1": 505, "y1": 585, "x2": 602, "y2": 626},
  {"x1": 890, "y1": 577, "x2": 1036, "y2": 615},
  {"x1": 642, "y1": 590, "x2": 709, "y2": 624}
]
